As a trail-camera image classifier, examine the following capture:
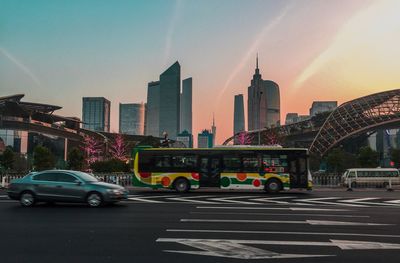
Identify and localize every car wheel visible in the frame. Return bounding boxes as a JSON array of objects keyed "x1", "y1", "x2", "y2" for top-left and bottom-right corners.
[
  {"x1": 174, "y1": 178, "x2": 190, "y2": 193},
  {"x1": 20, "y1": 191, "x2": 36, "y2": 207},
  {"x1": 86, "y1": 192, "x2": 103, "y2": 207},
  {"x1": 265, "y1": 178, "x2": 282, "y2": 194}
]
